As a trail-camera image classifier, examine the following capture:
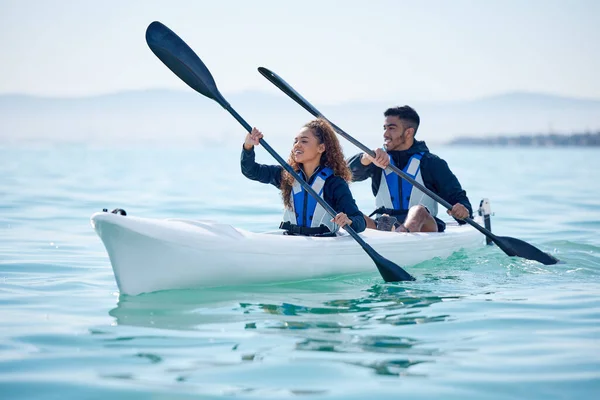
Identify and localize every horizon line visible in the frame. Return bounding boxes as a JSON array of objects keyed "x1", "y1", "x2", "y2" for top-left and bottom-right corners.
[{"x1": 1, "y1": 88, "x2": 599, "y2": 105}]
